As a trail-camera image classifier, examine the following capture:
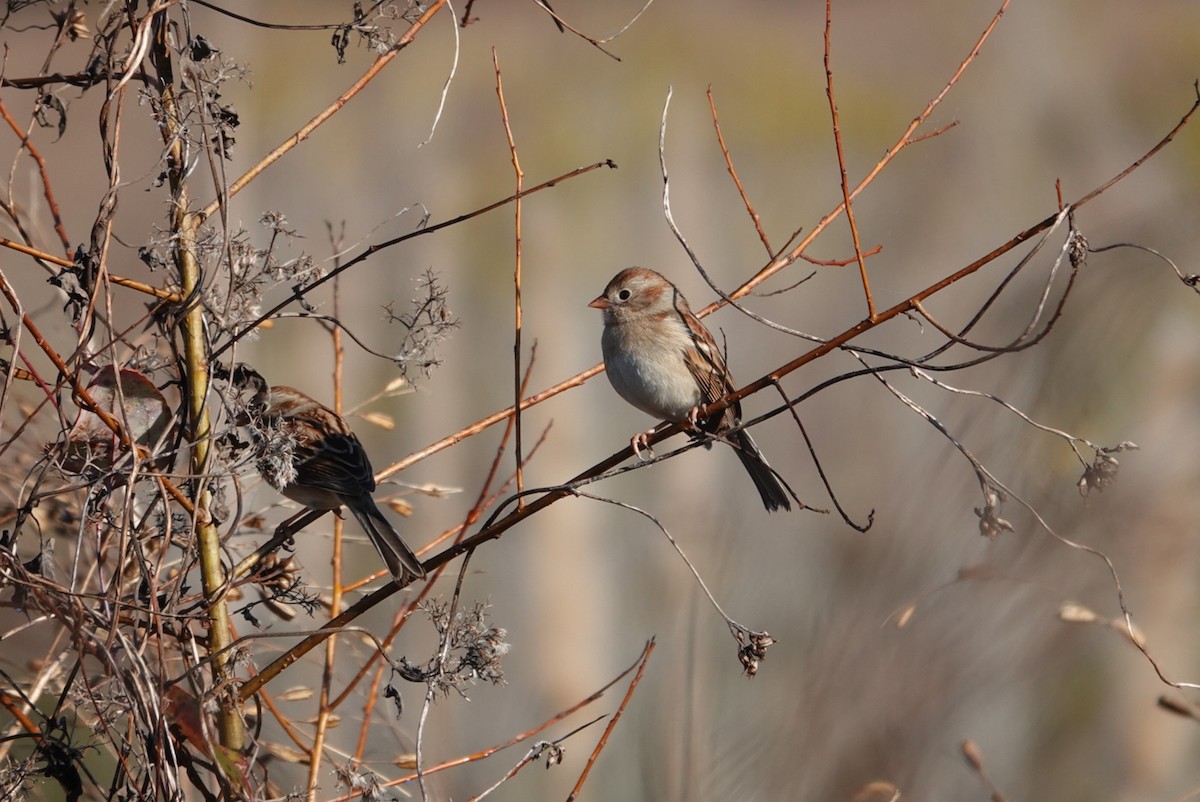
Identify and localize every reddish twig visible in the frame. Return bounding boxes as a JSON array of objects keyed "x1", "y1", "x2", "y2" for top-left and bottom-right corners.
[
  {"x1": 0, "y1": 231, "x2": 180, "y2": 303},
  {"x1": 493, "y1": 48, "x2": 527, "y2": 509},
  {"x1": 804, "y1": 244, "x2": 882, "y2": 268},
  {"x1": 707, "y1": 86, "x2": 773, "y2": 257},
  {"x1": 824, "y1": 0, "x2": 874, "y2": 319},
  {"x1": 307, "y1": 241, "x2": 350, "y2": 797},
  {"x1": 198, "y1": 1, "x2": 449, "y2": 222},
  {"x1": 343, "y1": 640, "x2": 650, "y2": 799},
  {"x1": 565, "y1": 639, "x2": 656, "y2": 800},
  {"x1": 0, "y1": 97, "x2": 70, "y2": 255},
  {"x1": 719, "y1": 0, "x2": 1011, "y2": 303}
]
